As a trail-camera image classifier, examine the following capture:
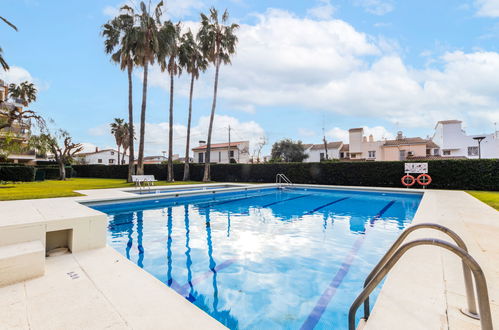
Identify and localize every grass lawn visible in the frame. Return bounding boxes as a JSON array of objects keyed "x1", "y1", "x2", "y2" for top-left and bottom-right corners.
[
  {"x1": 467, "y1": 191, "x2": 499, "y2": 211},
  {"x1": 0, "y1": 178, "x2": 203, "y2": 201}
]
